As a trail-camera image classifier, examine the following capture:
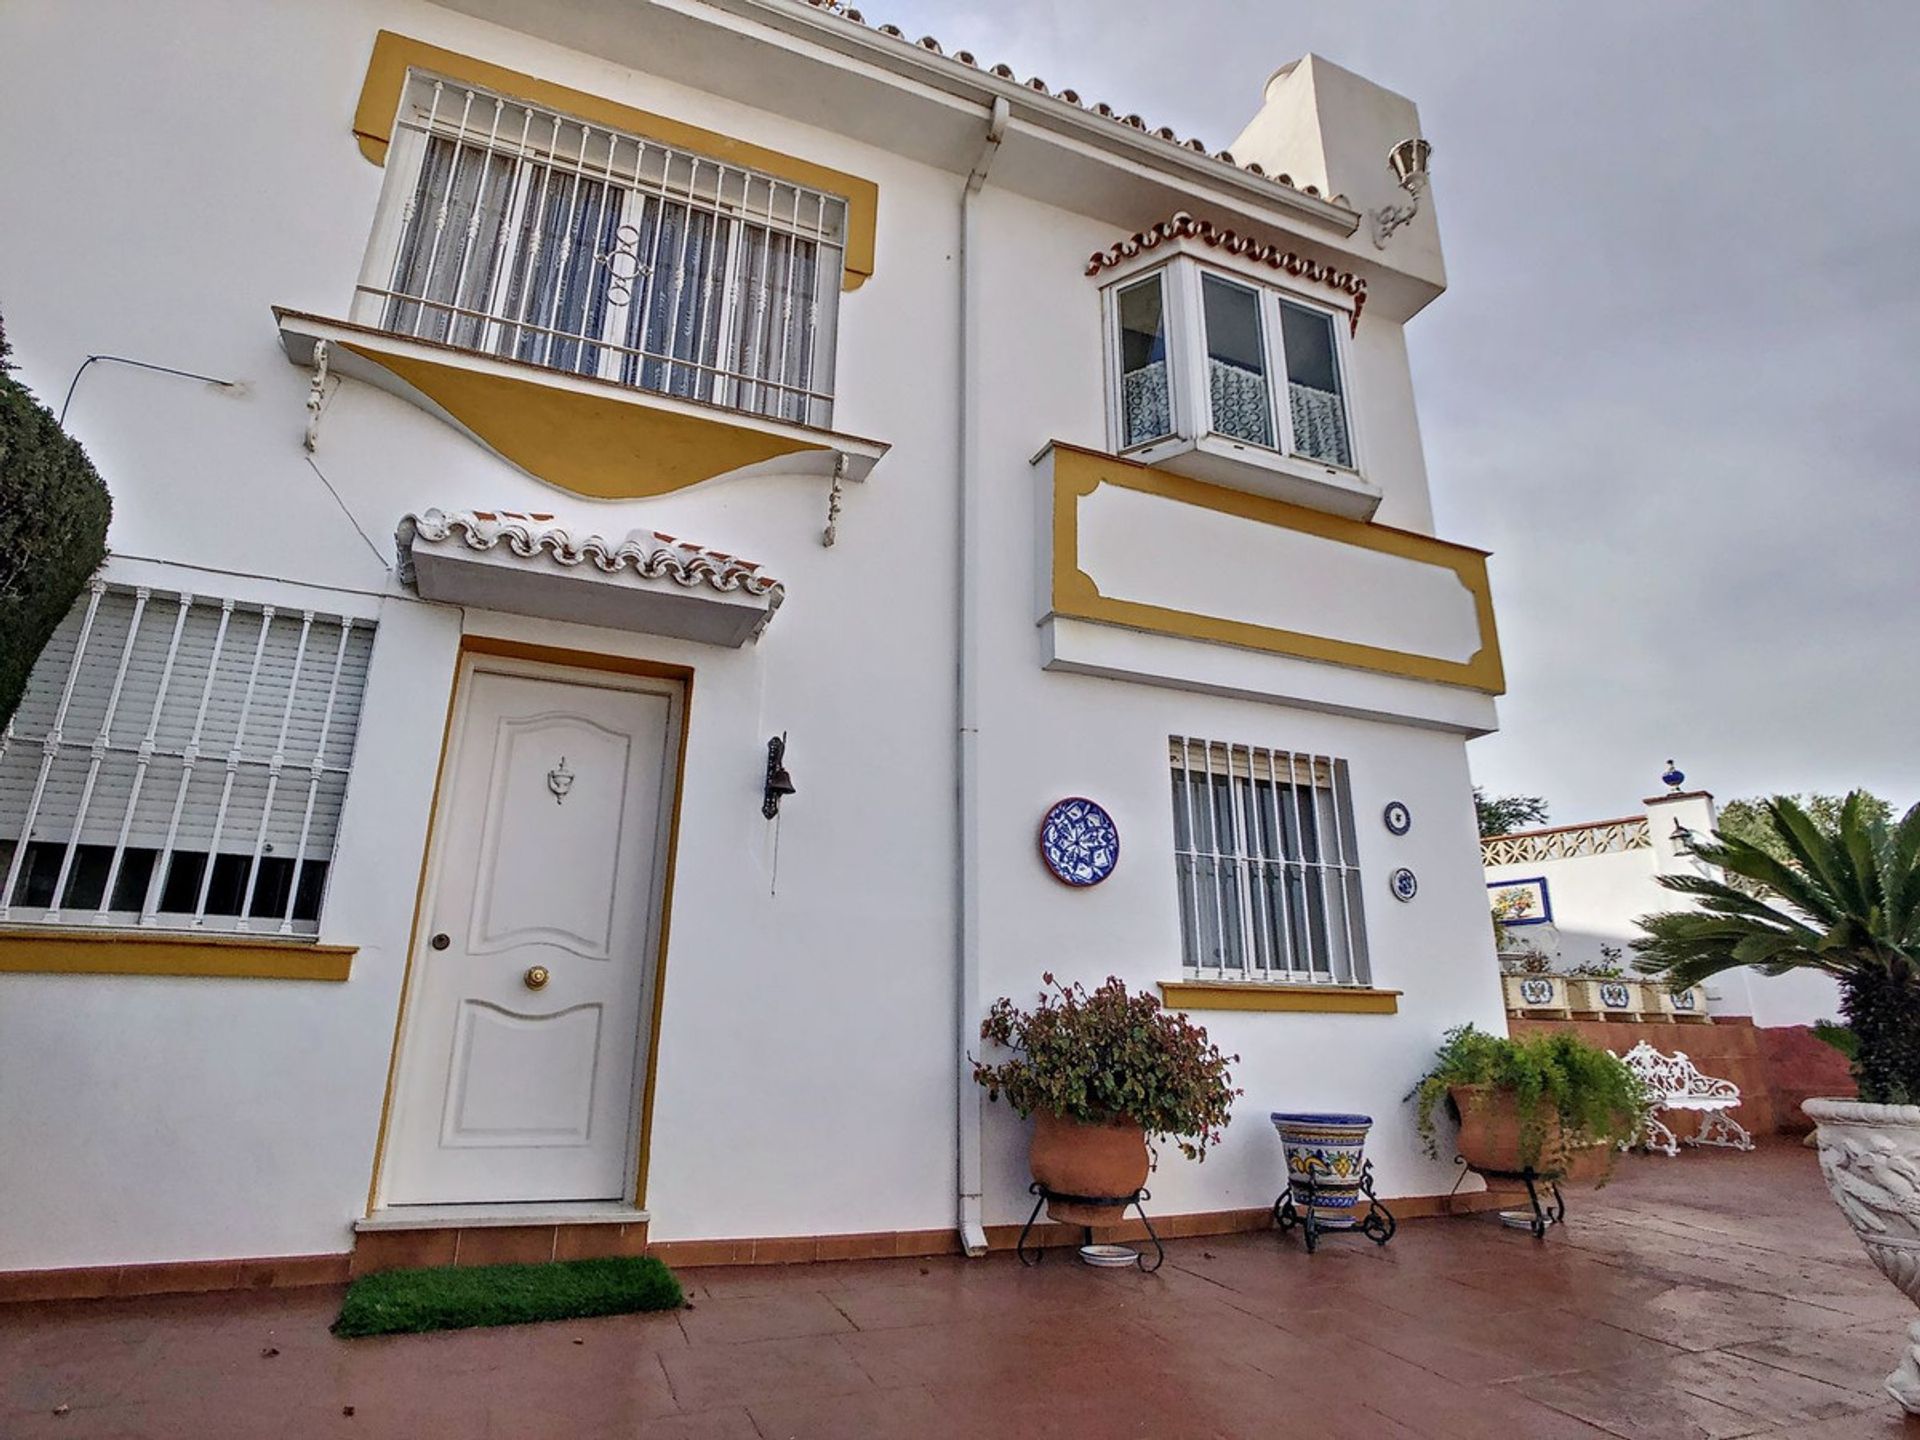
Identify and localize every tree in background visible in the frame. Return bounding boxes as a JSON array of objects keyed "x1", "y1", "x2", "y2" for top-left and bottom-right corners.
[
  {"x1": 0, "y1": 310, "x2": 112, "y2": 729},
  {"x1": 1719, "y1": 792, "x2": 1894, "y2": 861},
  {"x1": 1475, "y1": 788, "x2": 1550, "y2": 838}
]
